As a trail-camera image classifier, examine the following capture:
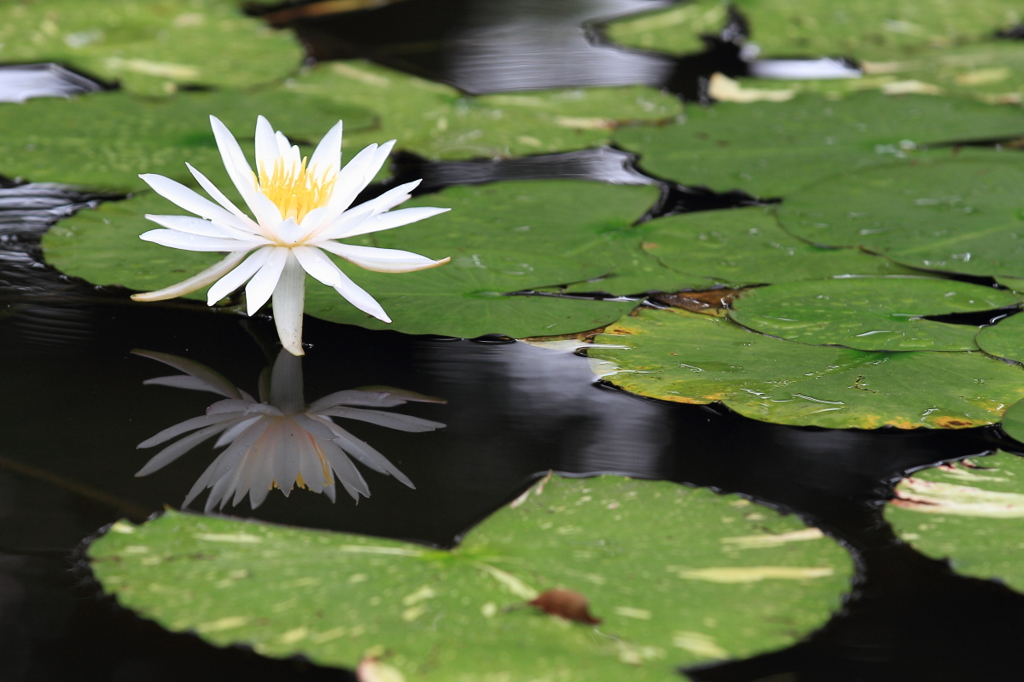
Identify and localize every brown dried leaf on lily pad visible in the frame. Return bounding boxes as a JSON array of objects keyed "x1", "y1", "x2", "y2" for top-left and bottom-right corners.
[{"x1": 529, "y1": 589, "x2": 602, "y2": 625}]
